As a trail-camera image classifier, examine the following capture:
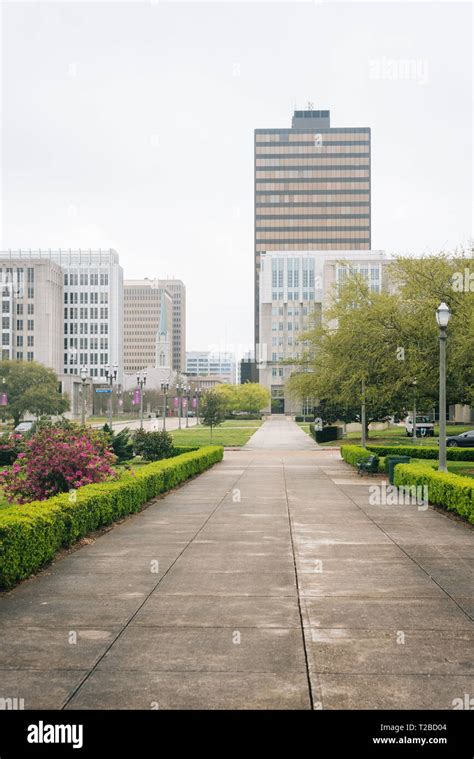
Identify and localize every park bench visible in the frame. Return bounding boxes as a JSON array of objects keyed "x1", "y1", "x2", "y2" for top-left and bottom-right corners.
[{"x1": 357, "y1": 454, "x2": 379, "y2": 476}]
